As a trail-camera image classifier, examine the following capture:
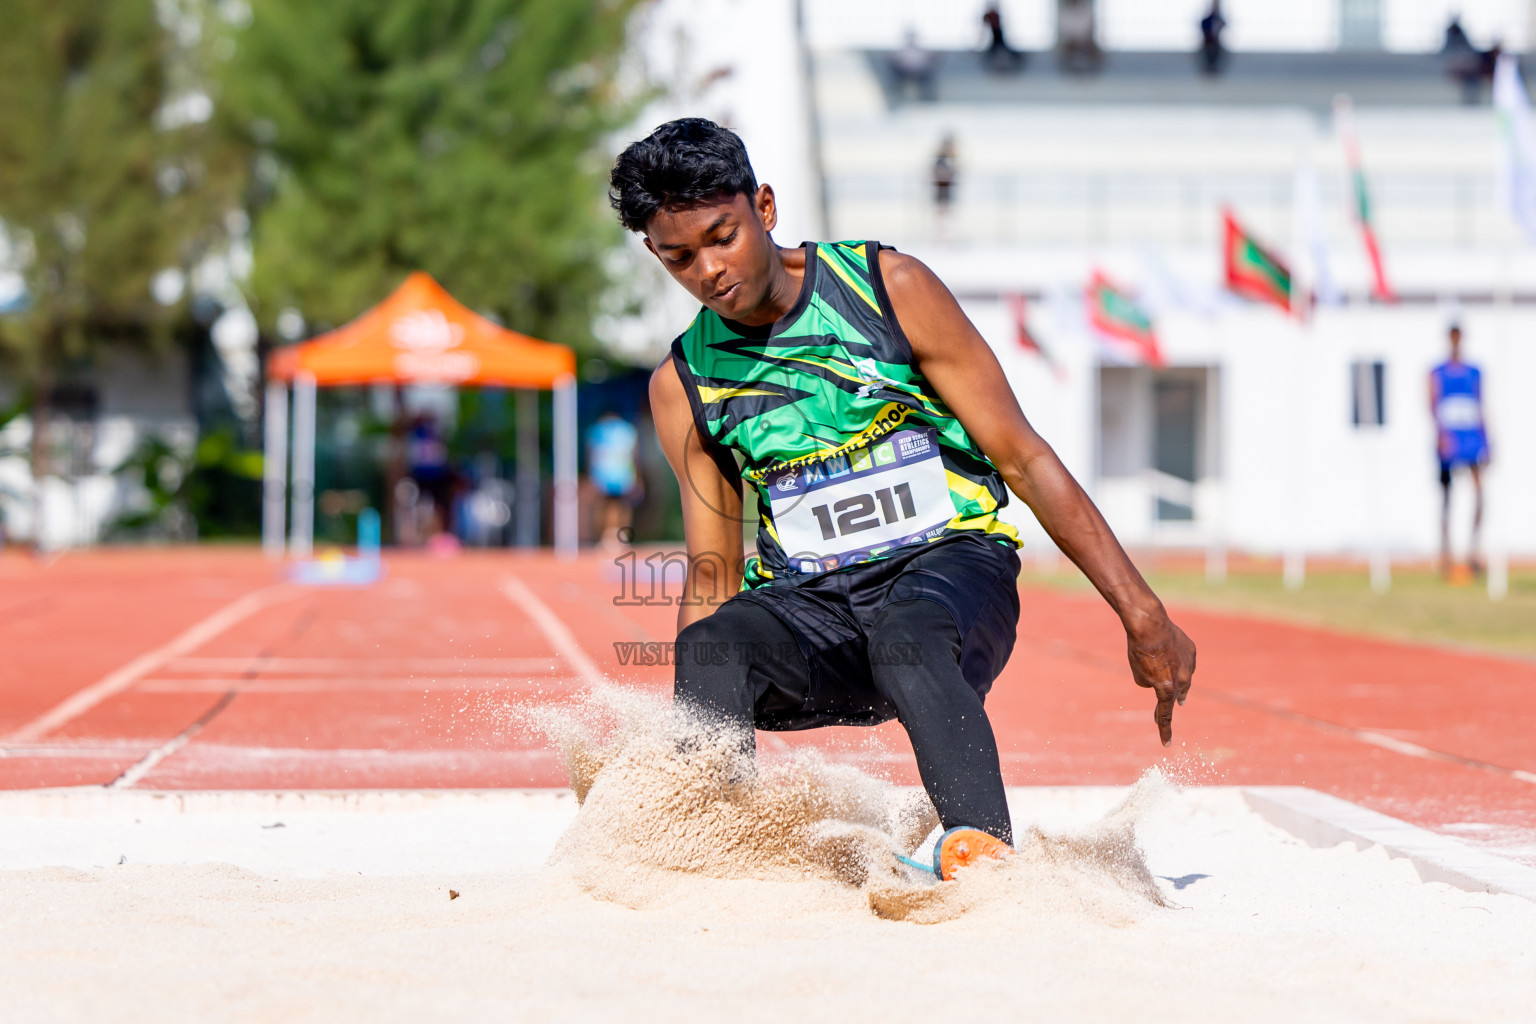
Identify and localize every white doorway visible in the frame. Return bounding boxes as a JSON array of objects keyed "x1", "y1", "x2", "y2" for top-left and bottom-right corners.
[{"x1": 1094, "y1": 365, "x2": 1221, "y2": 545}]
